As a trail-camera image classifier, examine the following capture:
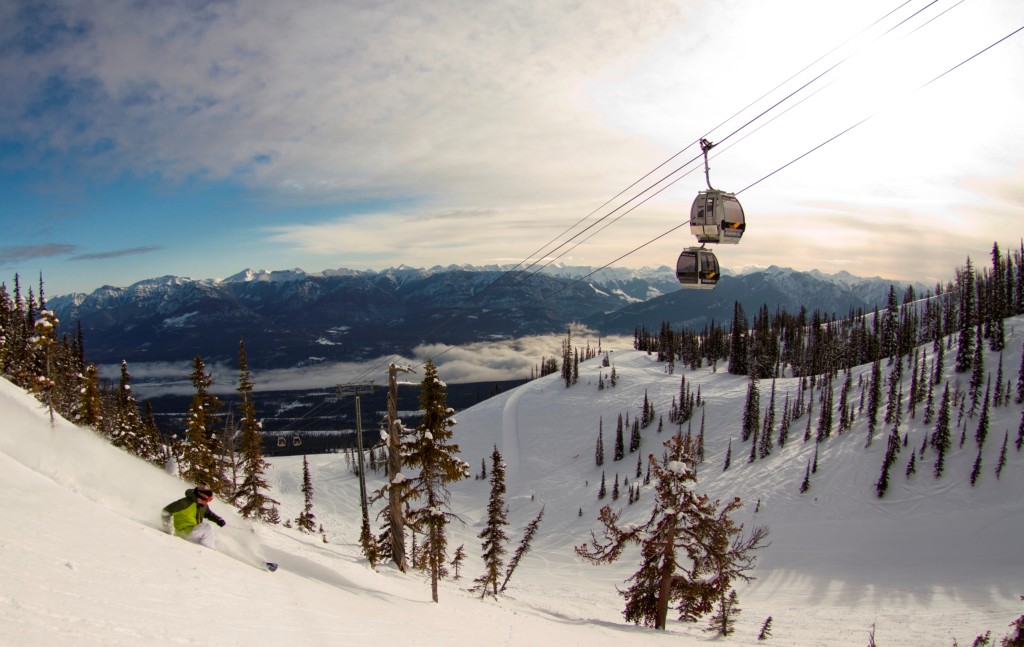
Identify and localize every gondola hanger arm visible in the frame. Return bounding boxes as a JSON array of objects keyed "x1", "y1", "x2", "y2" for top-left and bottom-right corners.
[{"x1": 700, "y1": 138, "x2": 716, "y2": 191}]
